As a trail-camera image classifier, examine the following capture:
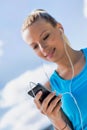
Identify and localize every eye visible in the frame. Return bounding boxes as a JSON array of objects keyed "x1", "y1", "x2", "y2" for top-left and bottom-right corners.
[
  {"x1": 43, "y1": 34, "x2": 50, "y2": 41},
  {"x1": 33, "y1": 44, "x2": 38, "y2": 49}
]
